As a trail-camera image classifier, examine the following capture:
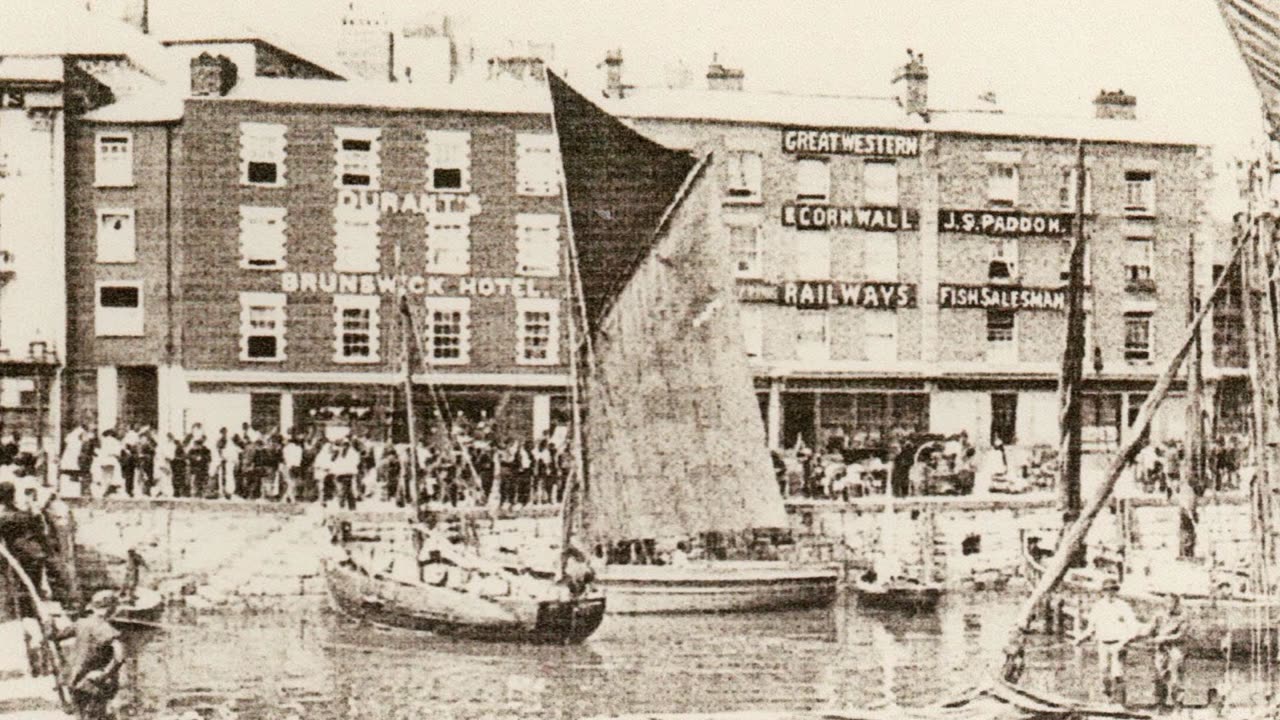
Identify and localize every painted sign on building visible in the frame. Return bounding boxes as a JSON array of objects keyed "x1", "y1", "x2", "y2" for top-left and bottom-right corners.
[
  {"x1": 938, "y1": 210, "x2": 1073, "y2": 237},
  {"x1": 782, "y1": 204, "x2": 919, "y2": 231},
  {"x1": 781, "y1": 128, "x2": 920, "y2": 157},
  {"x1": 736, "y1": 280, "x2": 915, "y2": 308},
  {"x1": 280, "y1": 272, "x2": 548, "y2": 298},
  {"x1": 938, "y1": 284, "x2": 1065, "y2": 311},
  {"x1": 338, "y1": 189, "x2": 482, "y2": 217}
]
